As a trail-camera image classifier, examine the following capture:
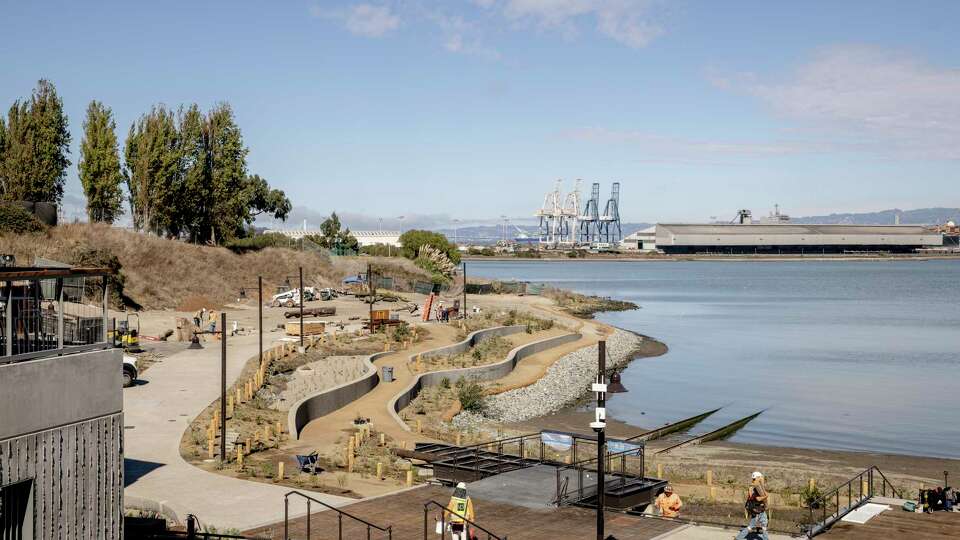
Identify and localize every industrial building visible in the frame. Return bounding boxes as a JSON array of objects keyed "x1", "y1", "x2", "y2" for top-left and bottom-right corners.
[{"x1": 654, "y1": 223, "x2": 943, "y2": 254}]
